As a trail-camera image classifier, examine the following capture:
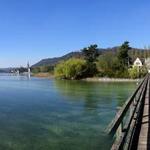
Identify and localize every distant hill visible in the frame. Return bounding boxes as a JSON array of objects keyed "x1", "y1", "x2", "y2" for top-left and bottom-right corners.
[
  {"x1": 32, "y1": 47, "x2": 148, "y2": 67},
  {"x1": 32, "y1": 52, "x2": 83, "y2": 67},
  {"x1": 32, "y1": 48, "x2": 116, "y2": 67}
]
